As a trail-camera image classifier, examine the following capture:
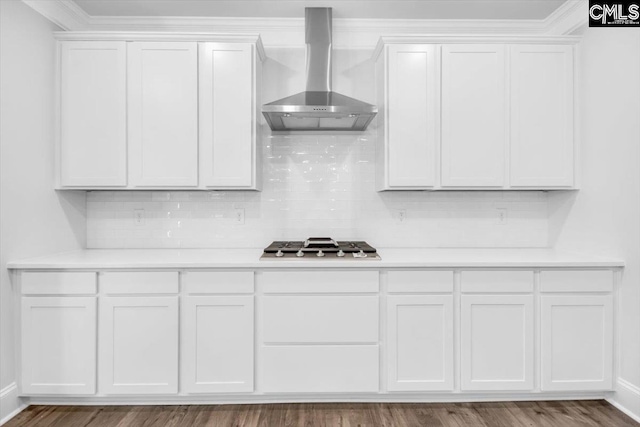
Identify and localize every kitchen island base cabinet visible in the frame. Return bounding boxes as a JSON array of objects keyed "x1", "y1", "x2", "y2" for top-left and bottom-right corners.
[
  {"x1": 386, "y1": 295, "x2": 454, "y2": 391},
  {"x1": 99, "y1": 297, "x2": 179, "y2": 395},
  {"x1": 182, "y1": 296, "x2": 254, "y2": 393},
  {"x1": 21, "y1": 297, "x2": 97, "y2": 395}
]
